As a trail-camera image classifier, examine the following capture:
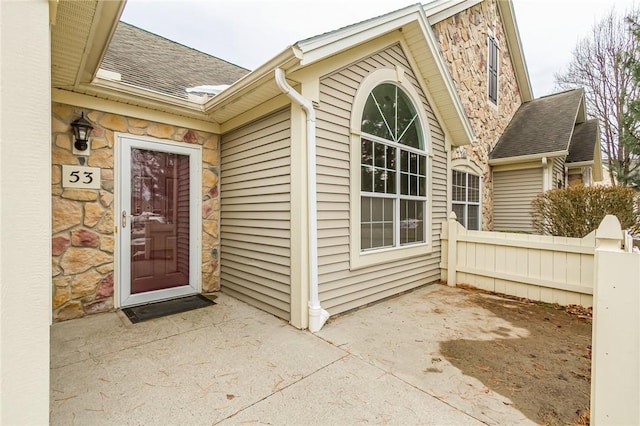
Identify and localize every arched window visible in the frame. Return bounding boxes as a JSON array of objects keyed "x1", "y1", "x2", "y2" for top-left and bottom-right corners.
[{"x1": 359, "y1": 83, "x2": 428, "y2": 251}]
